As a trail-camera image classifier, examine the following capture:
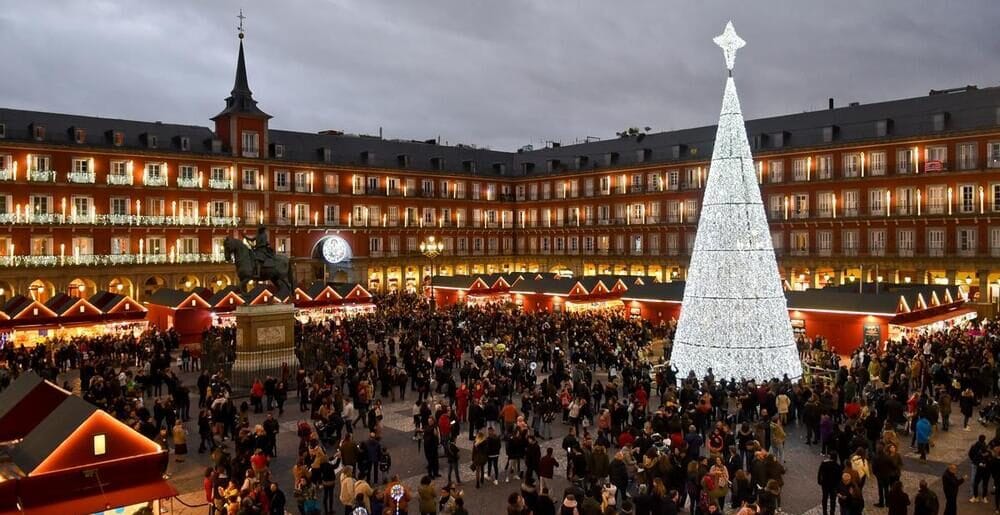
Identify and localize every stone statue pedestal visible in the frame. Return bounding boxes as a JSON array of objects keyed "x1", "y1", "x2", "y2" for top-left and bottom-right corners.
[{"x1": 232, "y1": 304, "x2": 298, "y2": 389}]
